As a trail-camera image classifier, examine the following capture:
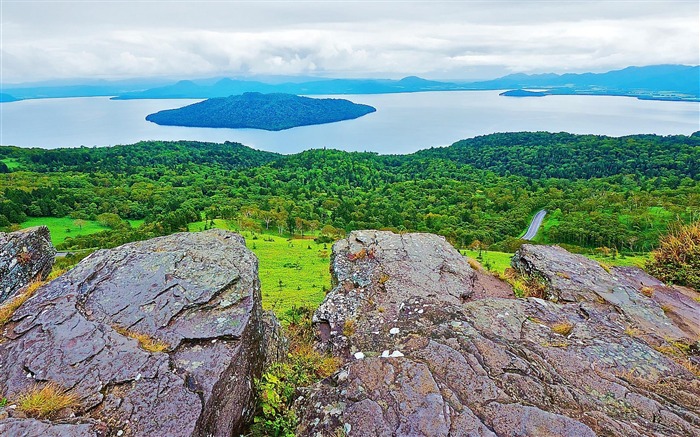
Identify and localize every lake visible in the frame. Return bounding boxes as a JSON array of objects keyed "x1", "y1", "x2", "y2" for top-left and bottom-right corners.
[{"x1": 1, "y1": 91, "x2": 698, "y2": 154}]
